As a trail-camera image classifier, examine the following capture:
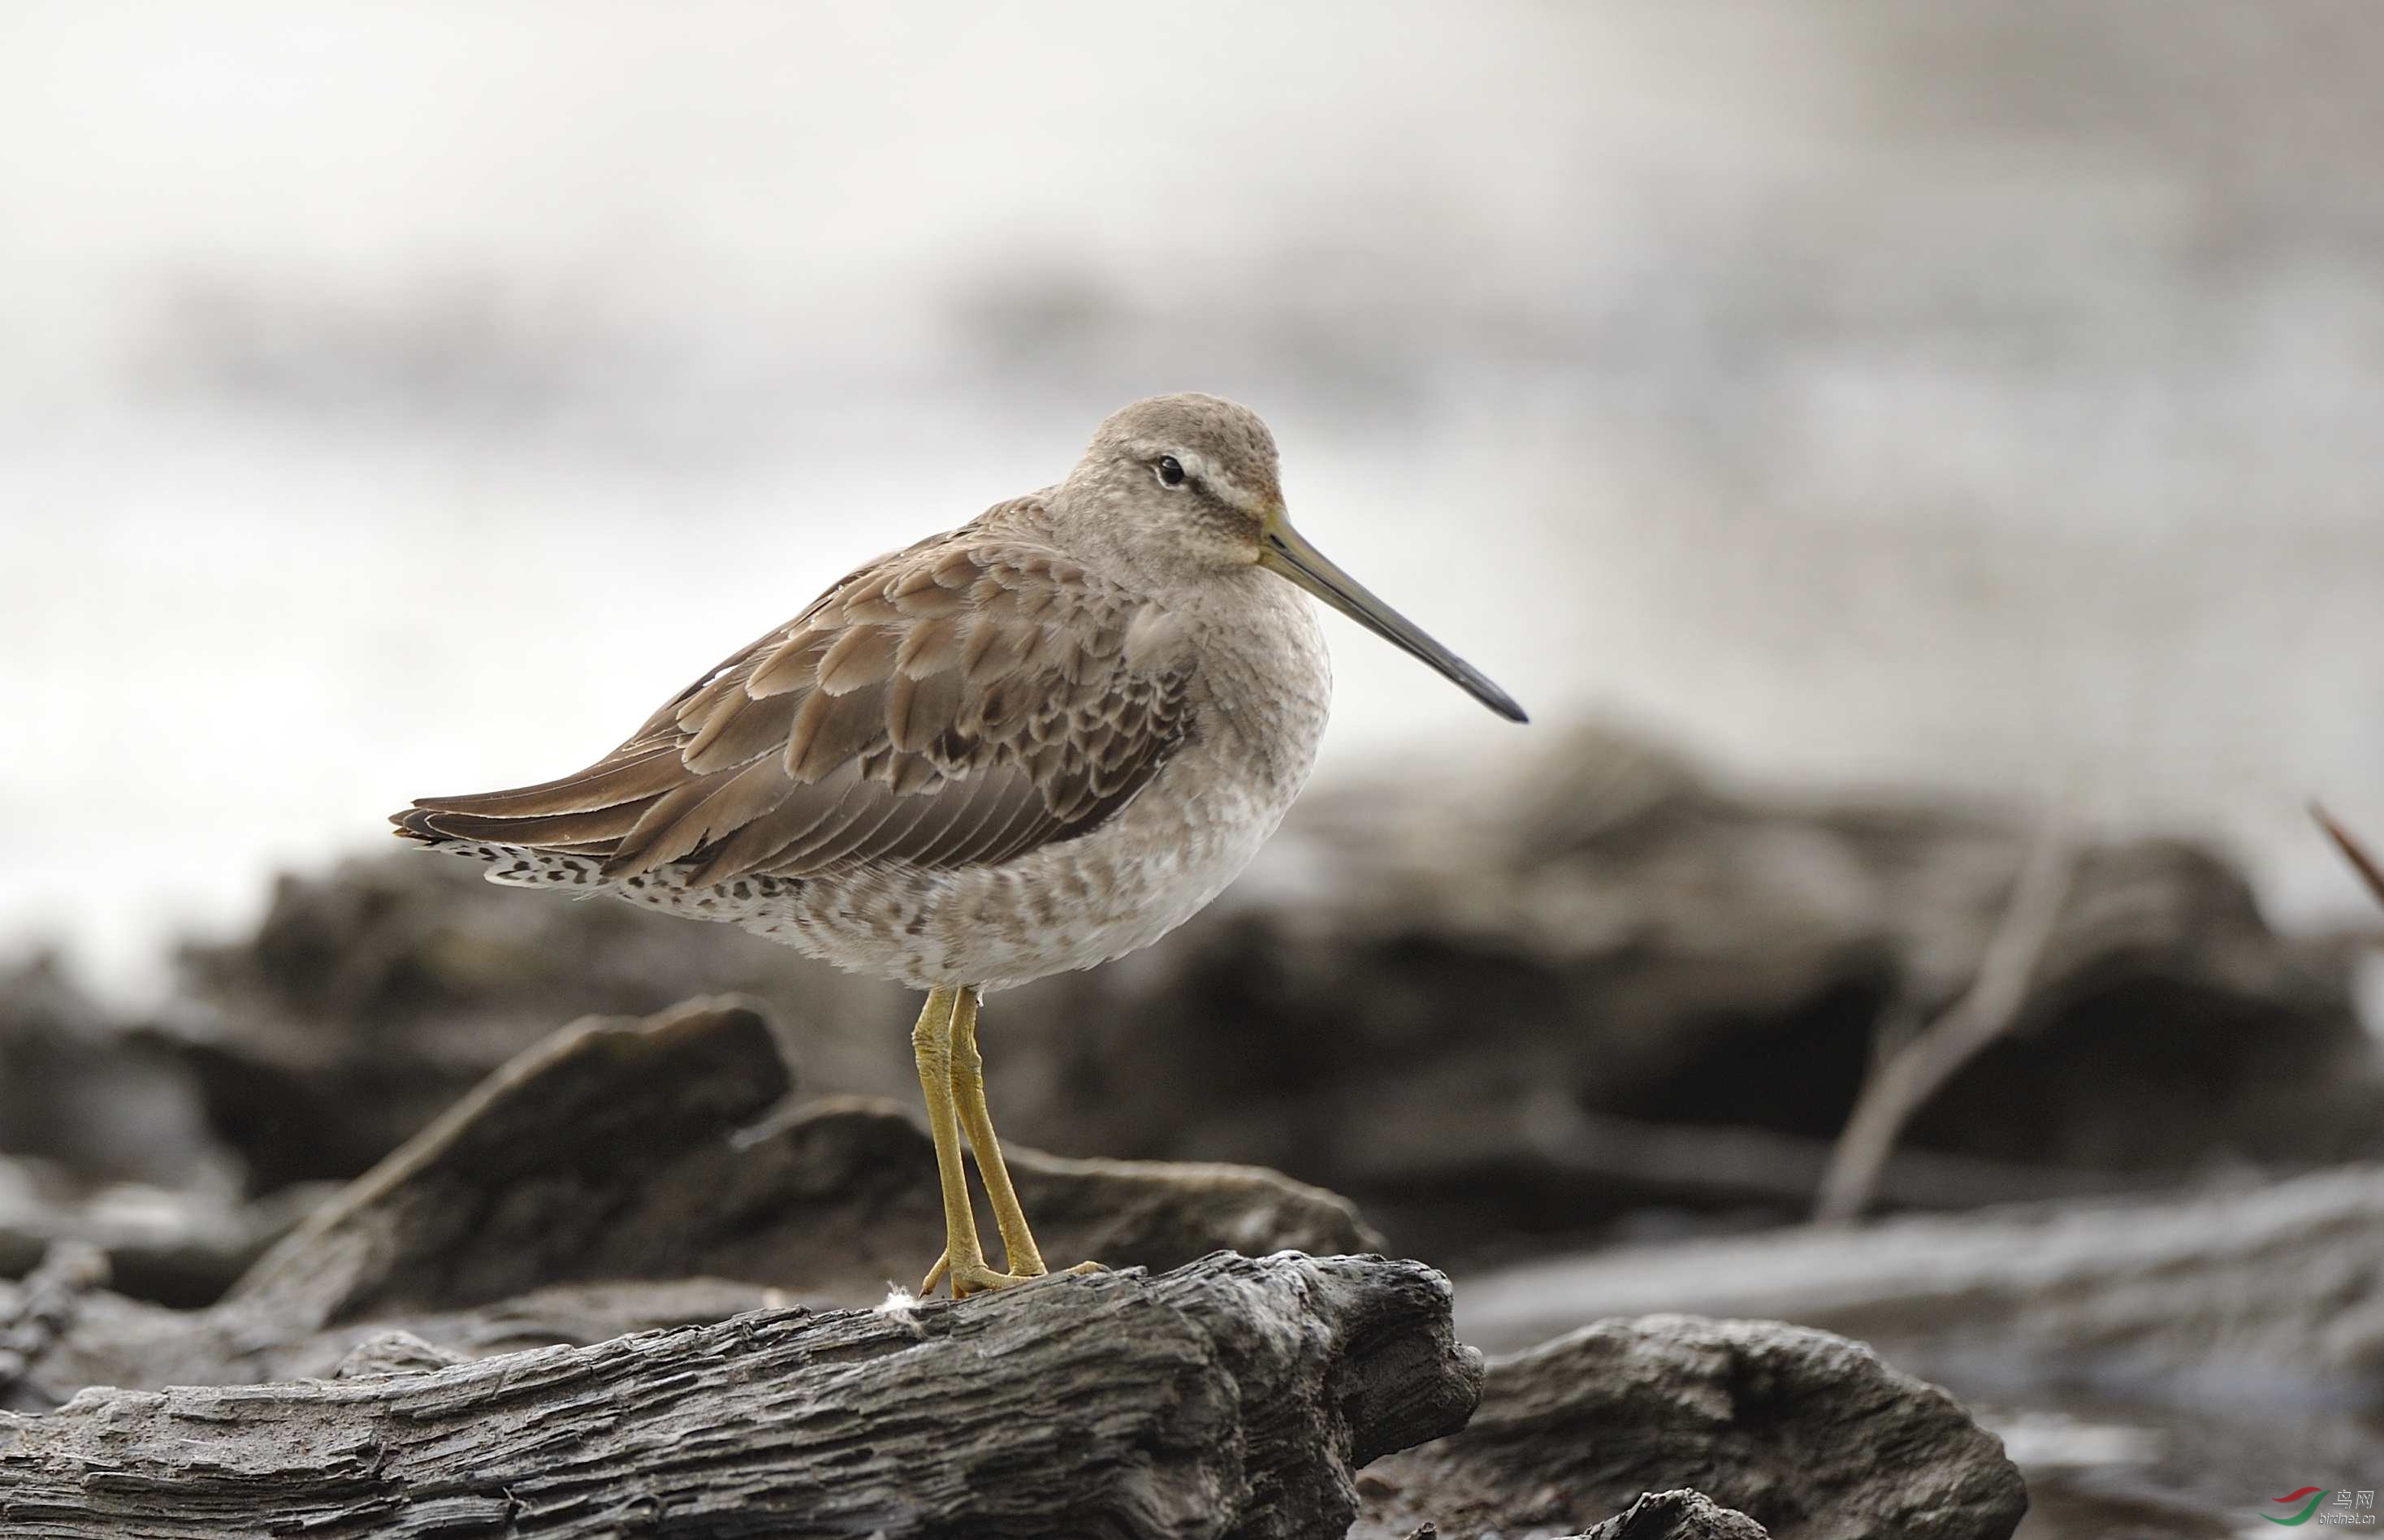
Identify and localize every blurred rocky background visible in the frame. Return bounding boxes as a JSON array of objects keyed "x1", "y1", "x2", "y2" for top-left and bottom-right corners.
[
  {"x1": 6, "y1": 3, "x2": 2384, "y2": 1536},
  {"x1": 4, "y1": 727, "x2": 2379, "y2": 1534}
]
